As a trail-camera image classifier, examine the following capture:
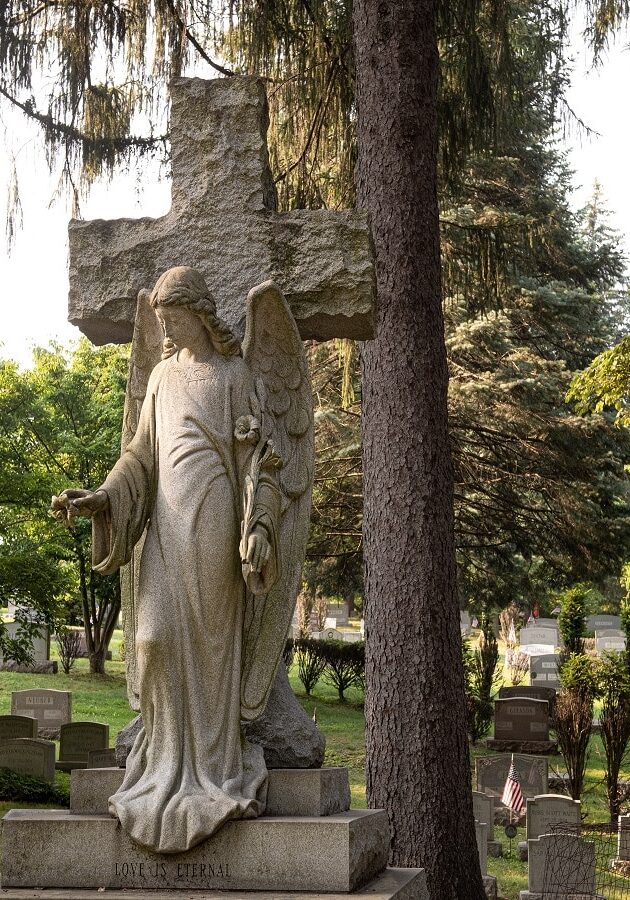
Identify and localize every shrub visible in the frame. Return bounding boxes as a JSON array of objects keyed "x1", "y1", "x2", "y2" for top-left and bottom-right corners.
[
  {"x1": 295, "y1": 638, "x2": 327, "y2": 695},
  {"x1": 555, "y1": 653, "x2": 596, "y2": 801},
  {"x1": 557, "y1": 585, "x2": 589, "y2": 655},
  {"x1": 466, "y1": 616, "x2": 500, "y2": 744},
  {"x1": 283, "y1": 637, "x2": 295, "y2": 670},
  {"x1": 55, "y1": 627, "x2": 83, "y2": 675},
  {"x1": 506, "y1": 650, "x2": 529, "y2": 686},
  {"x1": 0, "y1": 768, "x2": 69, "y2": 806},
  {"x1": 320, "y1": 640, "x2": 364, "y2": 701},
  {"x1": 597, "y1": 651, "x2": 630, "y2": 823}
]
